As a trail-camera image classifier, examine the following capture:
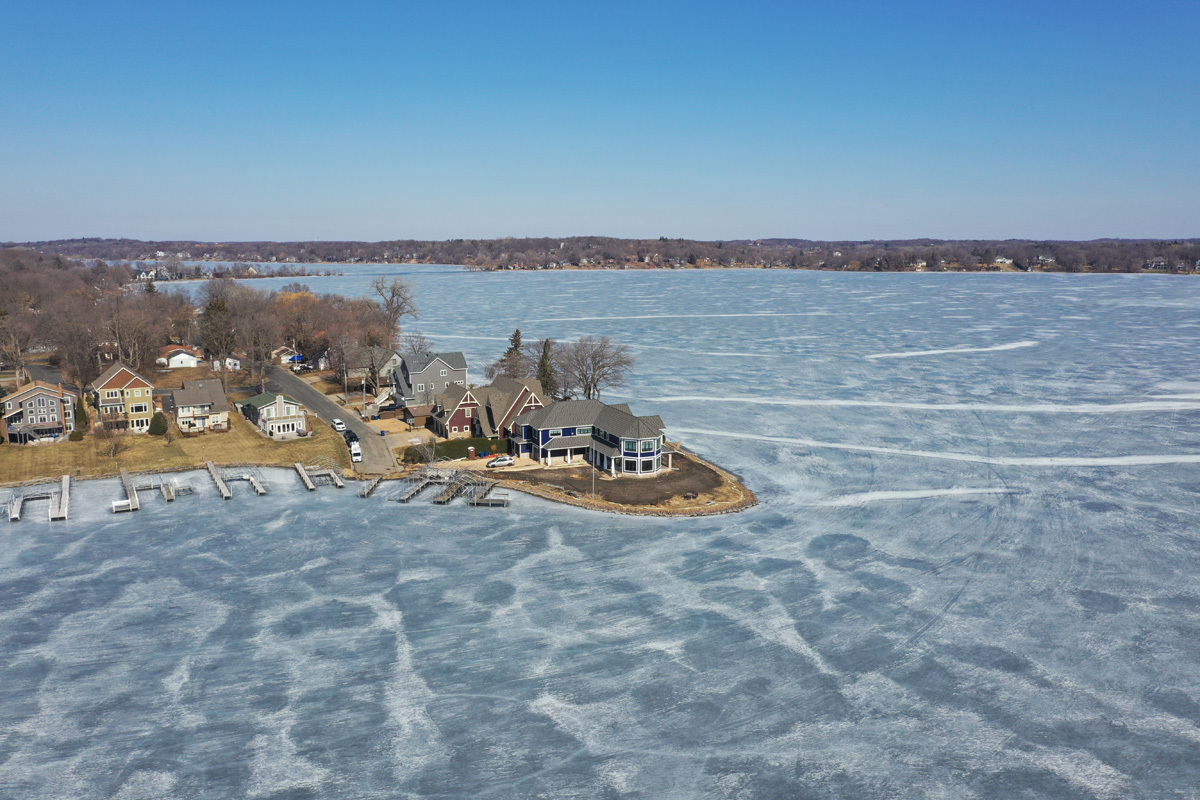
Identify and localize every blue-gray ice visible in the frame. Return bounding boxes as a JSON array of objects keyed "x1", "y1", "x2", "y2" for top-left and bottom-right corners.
[{"x1": 4, "y1": 268, "x2": 1200, "y2": 799}]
